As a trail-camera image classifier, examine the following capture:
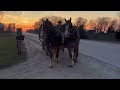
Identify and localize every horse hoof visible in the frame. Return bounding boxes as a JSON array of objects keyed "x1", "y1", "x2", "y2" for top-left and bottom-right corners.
[
  {"x1": 69, "y1": 65, "x2": 73, "y2": 67},
  {"x1": 46, "y1": 54, "x2": 49, "y2": 56},
  {"x1": 49, "y1": 65, "x2": 54, "y2": 68},
  {"x1": 56, "y1": 61, "x2": 60, "y2": 64},
  {"x1": 74, "y1": 60, "x2": 78, "y2": 63},
  {"x1": 46, "y1": 53, "x2": 49, "y2": 56},
  {"x1": 73, "y1": 58, "x2": 78, "y2": 63},
  {"x1": 54, "y1": 60, "x2": 59, "y2": 64}
]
